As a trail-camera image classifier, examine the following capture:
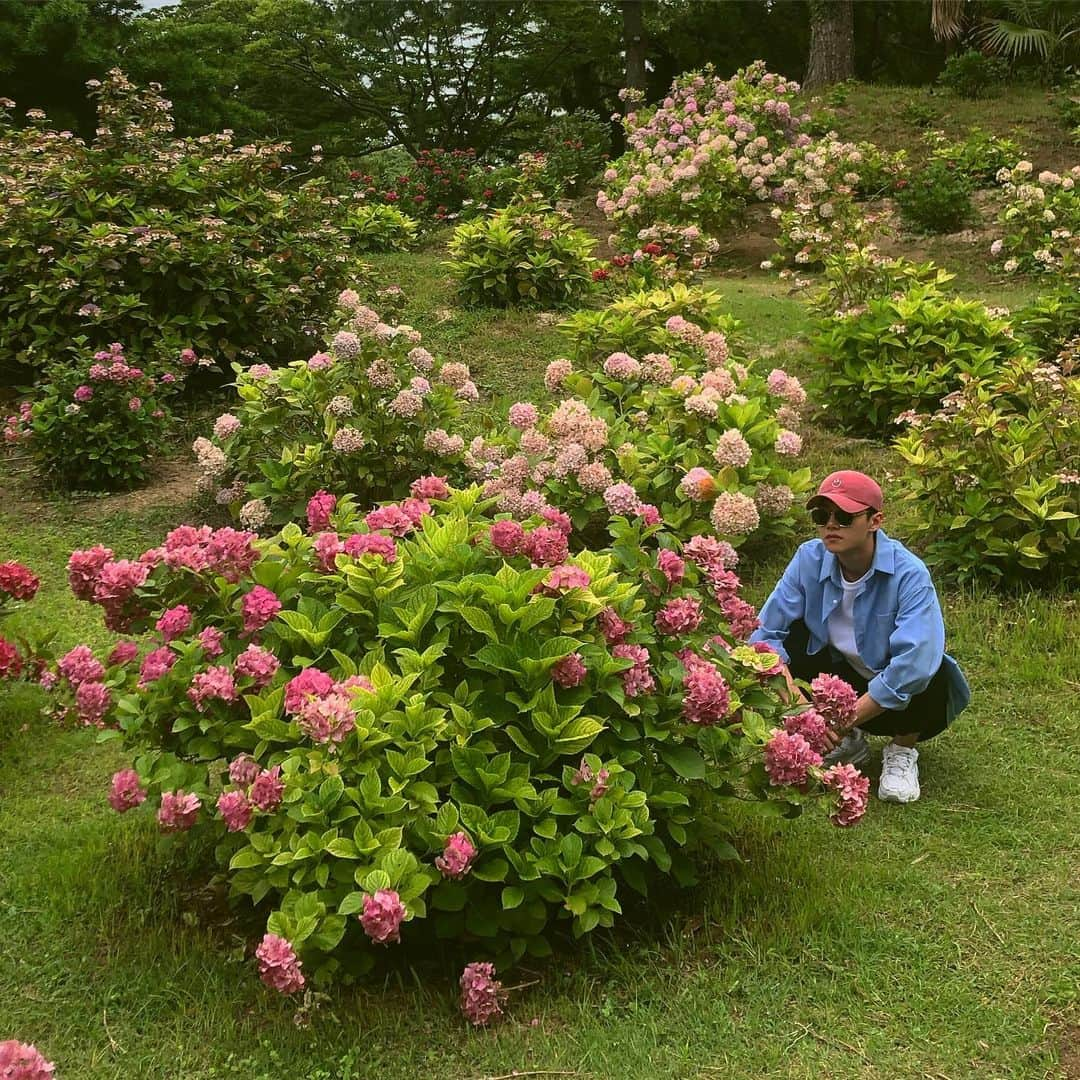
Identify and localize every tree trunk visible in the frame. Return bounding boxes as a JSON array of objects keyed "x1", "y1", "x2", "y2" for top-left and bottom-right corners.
[
  {"x1": 804, "y1": 0, "x2": 855, "y2": 90},
  {"x1": 622, "y1": 0, "x2": 647, "y2": 110}
]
